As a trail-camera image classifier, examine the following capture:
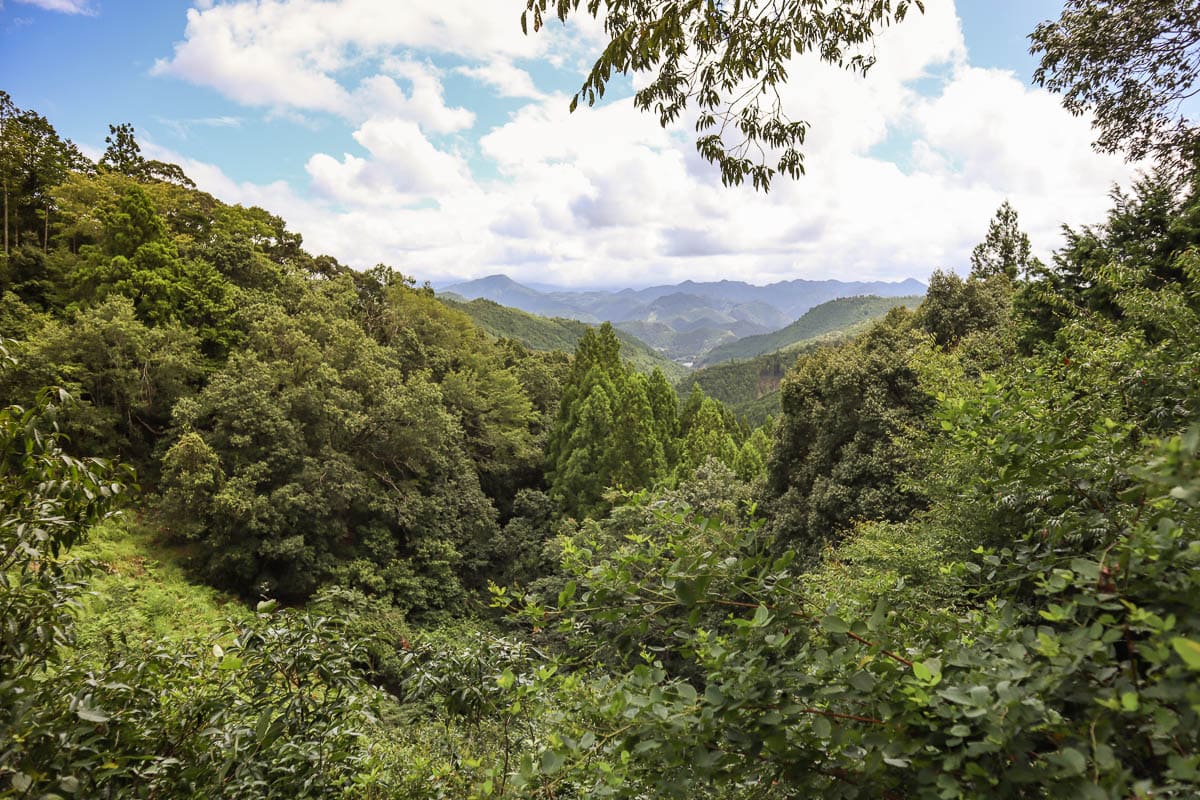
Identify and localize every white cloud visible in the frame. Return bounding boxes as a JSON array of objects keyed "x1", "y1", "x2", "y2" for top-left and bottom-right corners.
[
  {"x1": 306, "y1": 118, "x2": 472, "y2": 205},
  {"x1": 153, "y1": 0, "x2": 590, "y2": 114},
  {"x1": 150, "y1": 0, "x2": 1139, "y2": 287},
  {"x1": 14, "y1": 0, "x2": 94, "y2": 13},
  {"x1": 456, "y1": 59, "x2": 545, "y2": 100}
]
